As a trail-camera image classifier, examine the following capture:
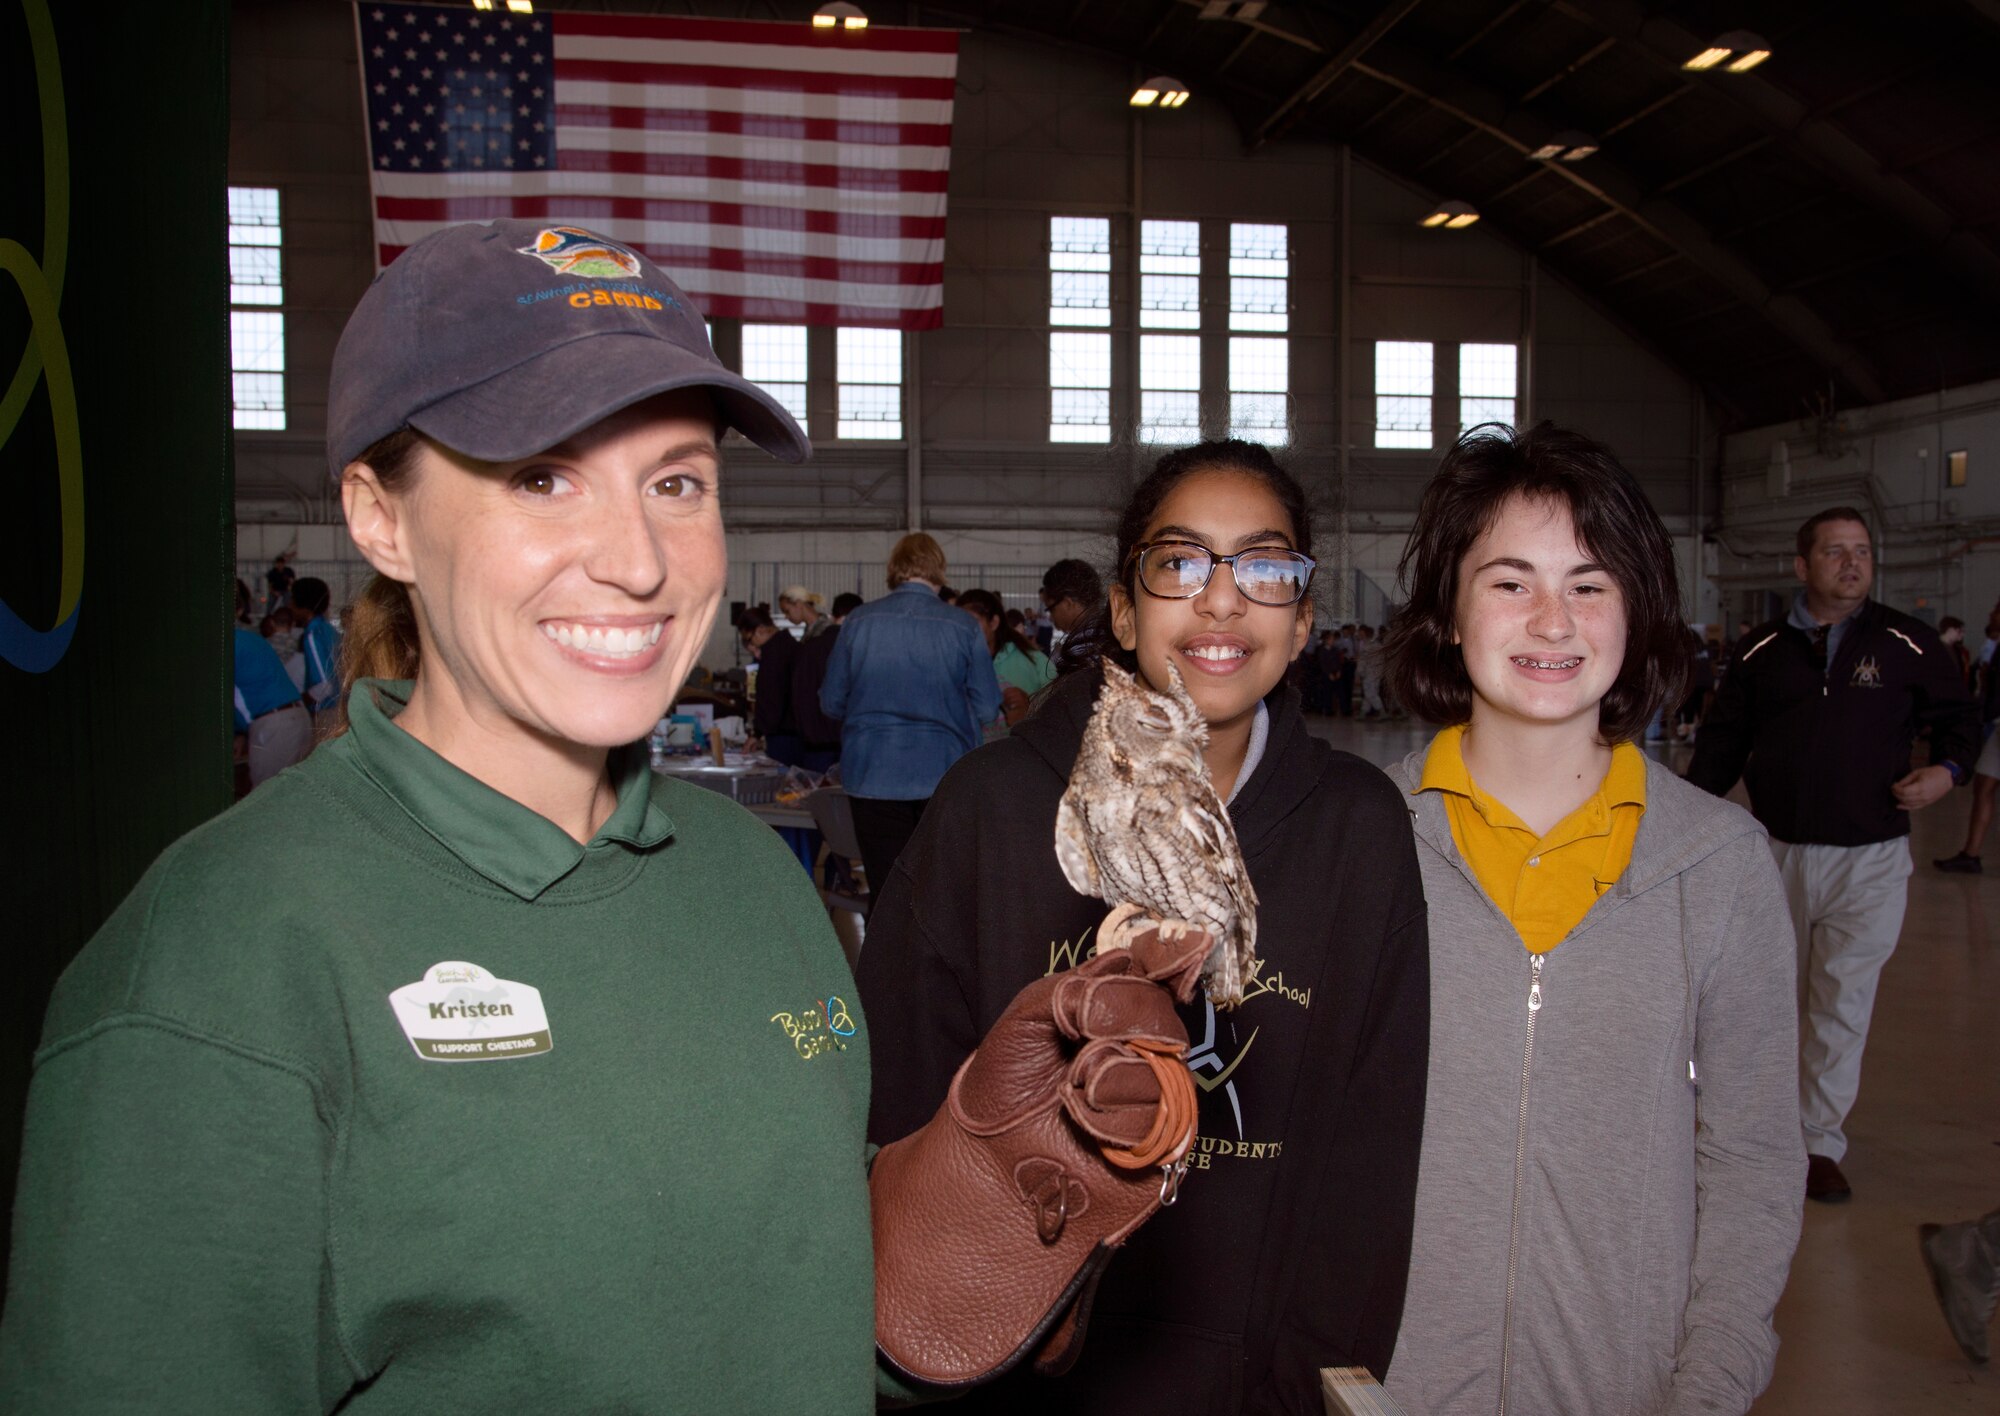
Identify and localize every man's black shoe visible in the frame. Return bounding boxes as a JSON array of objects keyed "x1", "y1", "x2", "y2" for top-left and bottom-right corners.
[
  {"x1": 1807, "y1": 1153, "x2": 1852, "y2": 1203},
  {"x1": 1934, "y1": 852, "x2": 1984, "y2": 874}
]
